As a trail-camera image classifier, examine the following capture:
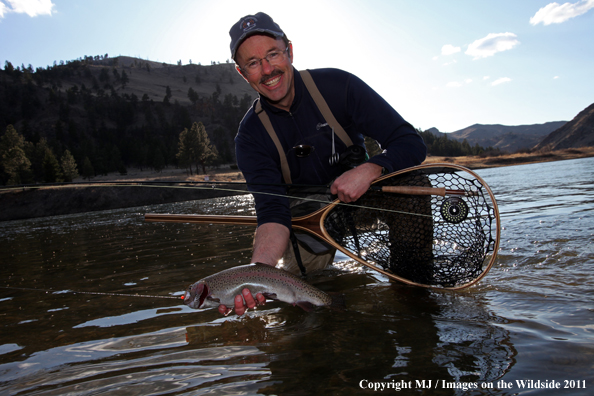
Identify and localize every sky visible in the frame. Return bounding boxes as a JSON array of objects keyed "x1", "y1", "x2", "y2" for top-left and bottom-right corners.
[{"x1": 1, "y1": 0, "x2": 593, "y2": 132}]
